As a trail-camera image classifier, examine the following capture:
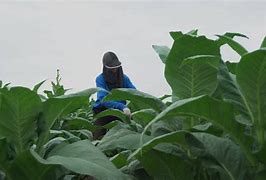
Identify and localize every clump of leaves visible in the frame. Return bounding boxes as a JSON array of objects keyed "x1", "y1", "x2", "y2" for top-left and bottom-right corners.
[{"x1": 44, "y1": 69, "x2": 70, "y2": 98}]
